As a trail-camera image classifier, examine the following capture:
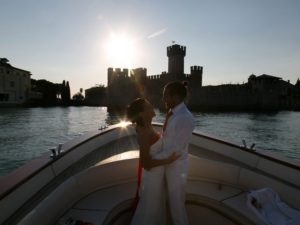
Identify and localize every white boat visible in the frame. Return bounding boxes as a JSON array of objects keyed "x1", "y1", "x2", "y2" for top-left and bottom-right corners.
[{"x1": 0, "y1": 123, "x2": 299, "y2": 225}]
